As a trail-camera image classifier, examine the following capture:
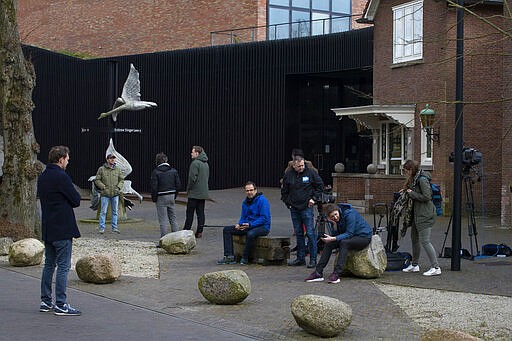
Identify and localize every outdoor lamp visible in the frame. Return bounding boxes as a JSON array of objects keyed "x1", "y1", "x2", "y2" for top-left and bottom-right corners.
[{"x1": 419, "y1": 104, "x2": 440, "y2": 142}]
